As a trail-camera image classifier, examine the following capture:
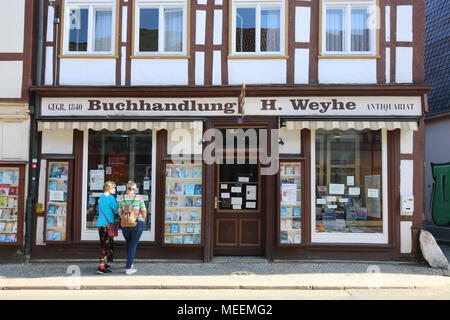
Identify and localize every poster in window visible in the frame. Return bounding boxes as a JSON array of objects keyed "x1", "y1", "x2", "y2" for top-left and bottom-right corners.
[
  {"x1": 49, "y1": 191, "x2": 64, "y2": 202},
  {"x1": 281, "y1": 184, "x2": 297, "y2": 204},
  {"x1": 89, "y1": 170, "x2": 104, "y2": 190},
  {"x1": 108, "y1": 153, "x2": 126, "y2": 179},
  {"x1": 143, "y1": 178, "x2": 150, "y2": 190},
  {"x1": 365, "y1": 175, "x2": 381, "y2": 218},
  {"x1": 329, "y1": 183, "x2": 345, "y2": 195}
]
